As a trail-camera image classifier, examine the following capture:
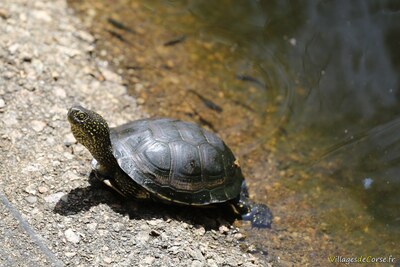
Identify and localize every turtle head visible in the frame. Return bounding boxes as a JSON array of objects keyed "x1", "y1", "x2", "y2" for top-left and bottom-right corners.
[{"x1": 68, "y1": 105, "x2": 116, "y2": 167}]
